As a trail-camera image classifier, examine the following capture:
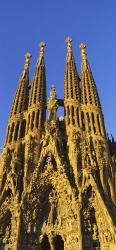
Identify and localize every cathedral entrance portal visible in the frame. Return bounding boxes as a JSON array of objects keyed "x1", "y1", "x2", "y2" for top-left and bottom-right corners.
[
  {"x1": 41, "y1": 234, "x2": 51, "y2": 250},
  {"x1": 54, "y1": 235, "x2": 64, "y2": 250}
]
